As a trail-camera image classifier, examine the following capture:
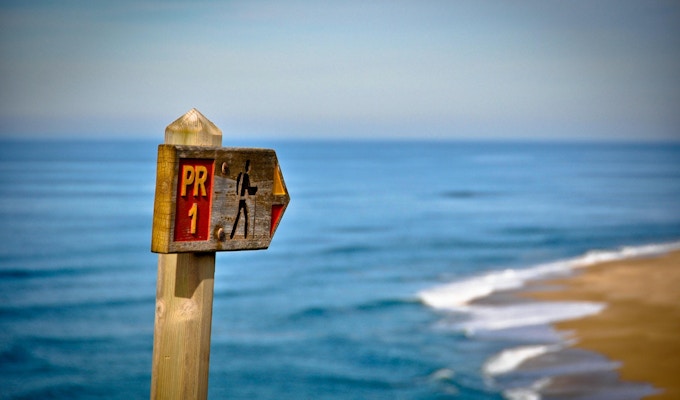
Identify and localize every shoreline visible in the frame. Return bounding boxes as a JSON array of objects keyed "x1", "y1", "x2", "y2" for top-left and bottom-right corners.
[{"x1": 523, "y1": 250, "x2": 680, "y2": 399}]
